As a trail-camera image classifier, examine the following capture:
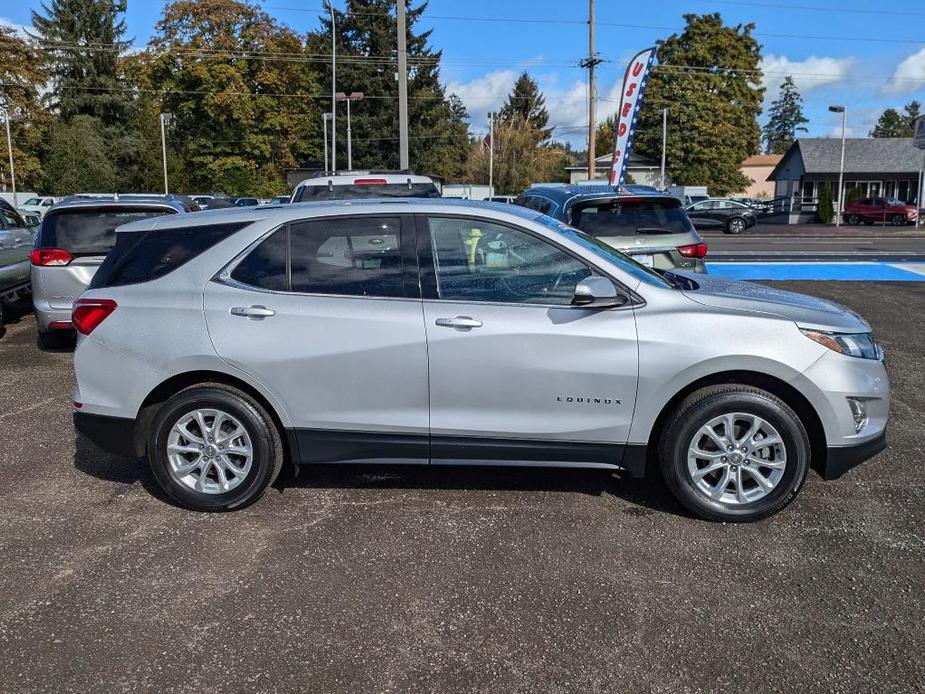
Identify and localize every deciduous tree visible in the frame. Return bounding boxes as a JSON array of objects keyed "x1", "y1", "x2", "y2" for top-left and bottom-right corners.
[
  {"x1": 634, "y1": 13, "x2": 764, "y2": 196},
  {"x1": 871, "y1": 101, "x2": 922, "y2": 137}
]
